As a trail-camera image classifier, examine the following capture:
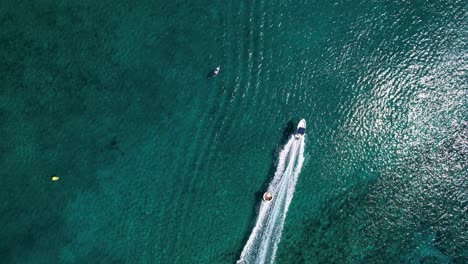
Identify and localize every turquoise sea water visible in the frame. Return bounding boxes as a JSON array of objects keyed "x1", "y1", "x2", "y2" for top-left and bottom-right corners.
[{"x1": 1, "y1": 0, "x2": 466, "y2": 263}]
